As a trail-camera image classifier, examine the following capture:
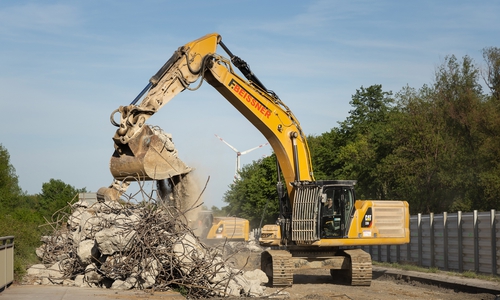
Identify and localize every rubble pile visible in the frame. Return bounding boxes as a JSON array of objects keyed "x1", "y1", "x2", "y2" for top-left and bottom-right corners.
[{"x1": 27, "y1": 194, "x2": 268, "y2": 298}]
